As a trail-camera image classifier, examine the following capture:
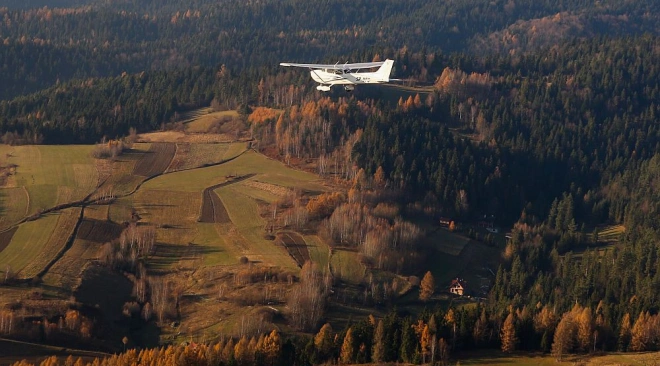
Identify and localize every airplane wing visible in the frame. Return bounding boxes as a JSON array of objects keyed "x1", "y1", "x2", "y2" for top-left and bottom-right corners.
[{"x1": 279, "y1": 61, "x2": 385, "y2": 70}]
